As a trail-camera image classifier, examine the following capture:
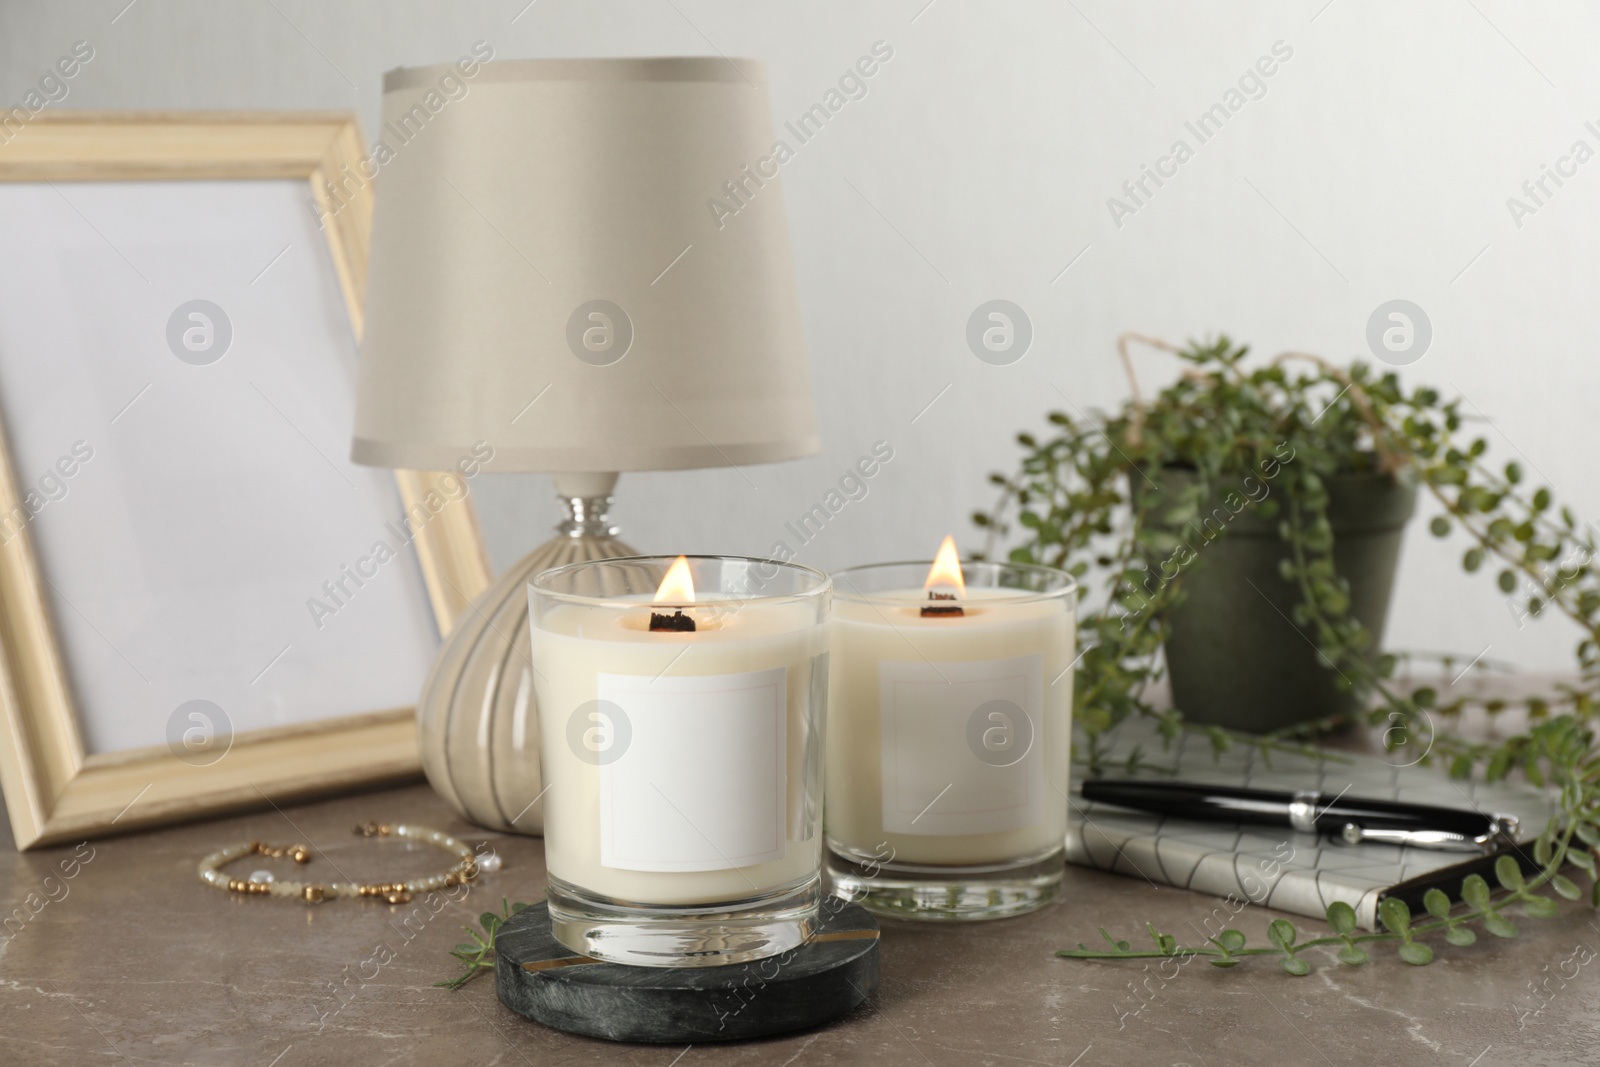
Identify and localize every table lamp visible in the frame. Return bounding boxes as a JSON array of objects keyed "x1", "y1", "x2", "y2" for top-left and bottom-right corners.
[{"x1": 351, "y1": 56, "x2": 819, "y2": 834}]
